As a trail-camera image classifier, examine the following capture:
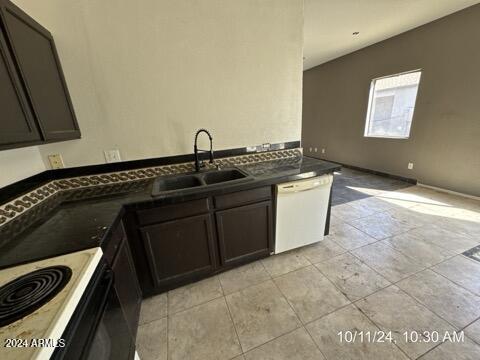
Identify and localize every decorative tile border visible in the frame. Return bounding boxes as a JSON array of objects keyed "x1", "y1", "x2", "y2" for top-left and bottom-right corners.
[{"x1": 0, "y1": 148, "x2": 302, "y2": 227}]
